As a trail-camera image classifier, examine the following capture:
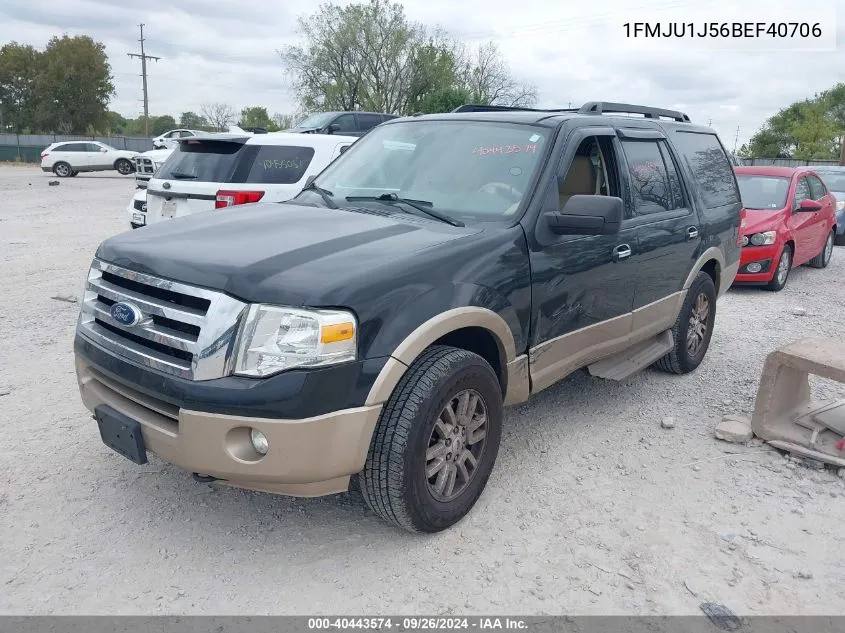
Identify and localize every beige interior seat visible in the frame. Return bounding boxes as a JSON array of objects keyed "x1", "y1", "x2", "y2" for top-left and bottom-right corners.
[{"x1": 559, "y1": 156, "x2": 597, "y2": 210}]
